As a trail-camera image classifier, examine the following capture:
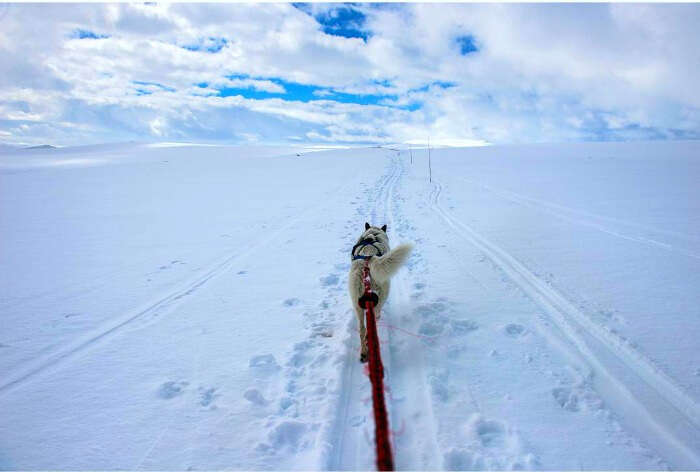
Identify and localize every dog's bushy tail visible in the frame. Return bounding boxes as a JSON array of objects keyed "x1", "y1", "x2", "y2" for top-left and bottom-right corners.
[{"x1": 369, "y1": 243, "x2": 413, "y2": 283}]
